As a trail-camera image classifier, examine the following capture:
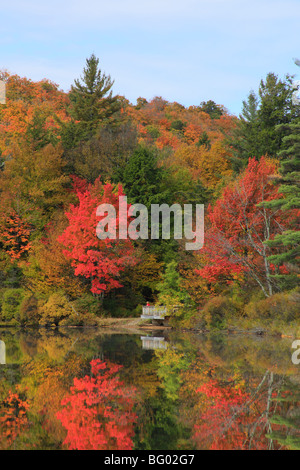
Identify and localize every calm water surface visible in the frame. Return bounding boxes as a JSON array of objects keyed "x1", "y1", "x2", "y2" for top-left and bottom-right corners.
[{"x1": 0, "y1": 326, "x2": 299, "y2": 450}]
